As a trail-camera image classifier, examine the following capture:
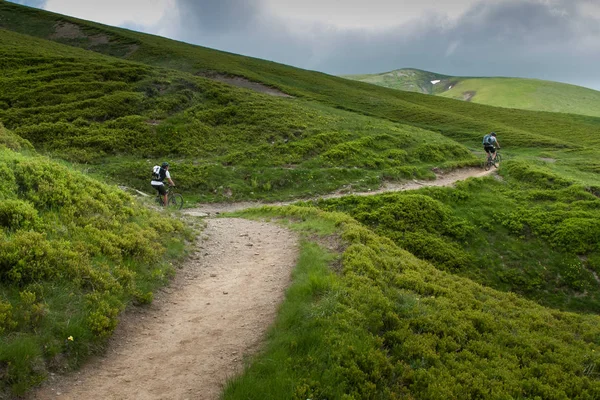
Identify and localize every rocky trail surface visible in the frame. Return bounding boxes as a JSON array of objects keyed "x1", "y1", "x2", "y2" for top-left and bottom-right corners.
[{"x1": 29, "y1": 167, "x2": 494, "y2": 400}]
